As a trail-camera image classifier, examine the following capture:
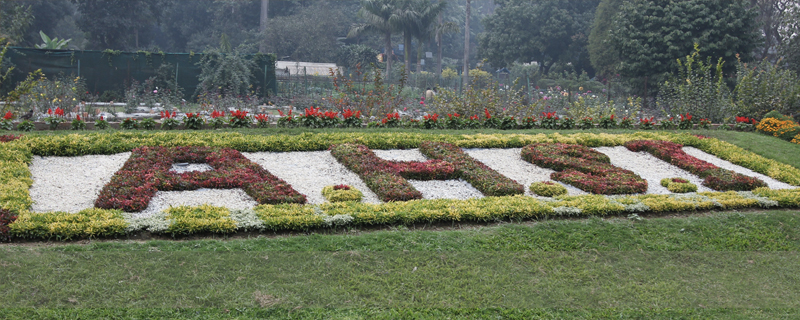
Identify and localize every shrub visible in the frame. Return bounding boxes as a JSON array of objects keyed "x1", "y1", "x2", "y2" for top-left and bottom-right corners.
[
  {"x1": 254, "y1": 114, "x2": 270, "y2": 128},
  {"x1": 0, "y1": 208, "x2": 16, "y2": 242},
  {"x1": 540, "y1": 112, "x2": 559, "y2": 129},
  {"x1": 165, "y1": 205, "x2": 237, "y2": 235},
  {"x1": 209, "y1": 110, "x2": 226, "y2": 129},
  {"x1": 558, "y1": 117, "x2": 575, "y2": 130},
  {"x1": 120, "y1": 118, "x2": 138, "y2": 130},
  {"x1": 660, "y1": 177, "x2": 698, "y2": 193},
  {"x1": 183, "y1": 113, "x2": 205, "y2": 130},
  {"x1": 342, "y1": 109, "x2": 362, "y2": 128},
  {"x1": 322, "y1": 185, "x2": 364, "y2": 202},
  {"x1": 0, "y1": 134, "x2": 22, "y2": 143},
  {"x1": 529, "y1": 181, "x2": 568, "y2": 197},
  {"x1": 94, "y1": 117, "x2": 110, "y2": 130},
  {"x1": 421, "y1": 113, "x2": 439, "y2": 129},
  {"x1": 229, "y1": 110, "x2": 251, "y2": 128},
  {"x1": 638, "y1": 117, "x2": 656, "y2": 130},
  {"x1": 10, "y1": 208, "x2": 128, "y2": 240},
  {"x1": 160, "y1": 111, "x2": 180, "y2": 130},
  {"x1": 598, "y1": 115, "x2": 617, "y2": 129},
  {"x1": 139, "y1": 118, "x2": 157, "y2": 130},
  {"x1": 522, "y1": 143, "x2": 648, "y2": 195},
  {"x1": 277, "y1": 110, "x2": 297, "y2": 127},
  {"x1": 16, "y1": 120, "x2": 34, "y2": 132},
  {"x1": 70, "y1": 117, "x2": 86, "y2": 130},
  {"x1": 619, "y1": 117, "x2": 635, "y2": 129},
  {"x1": 678, "y1": 113, "x2": 694, "y2": 130}
]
